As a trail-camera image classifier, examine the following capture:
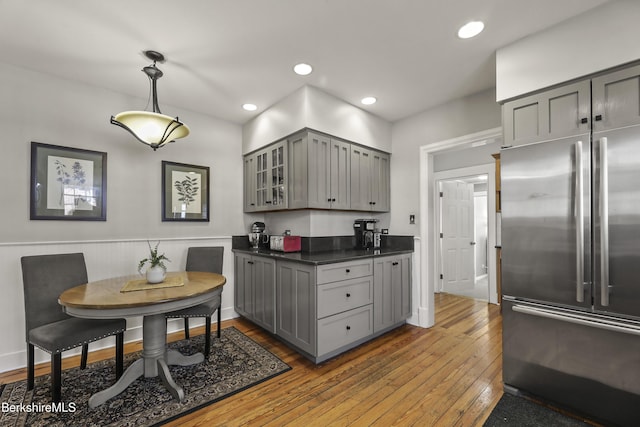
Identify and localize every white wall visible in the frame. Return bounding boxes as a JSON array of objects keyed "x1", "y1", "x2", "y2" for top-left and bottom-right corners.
[
  {"x1": 242, "y1": 85, "x2": 392, "y2": 154},
  {"x1": 389, "y1": 88, "x2": 501, "y2": 236},
  {"x1": 496, "y1": 0, "x2": 640, "y2": 102},
  {"x1": 0, "y1": 61, "x2": 244, "y2": 372}
]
